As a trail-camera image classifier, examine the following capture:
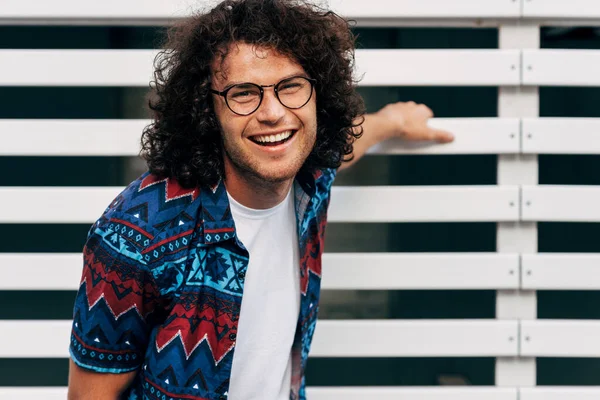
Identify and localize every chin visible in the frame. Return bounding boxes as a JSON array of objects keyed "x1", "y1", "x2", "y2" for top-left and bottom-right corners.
[{"x1": 254, "y1": 166, "x2": 299, "y2": 184}]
